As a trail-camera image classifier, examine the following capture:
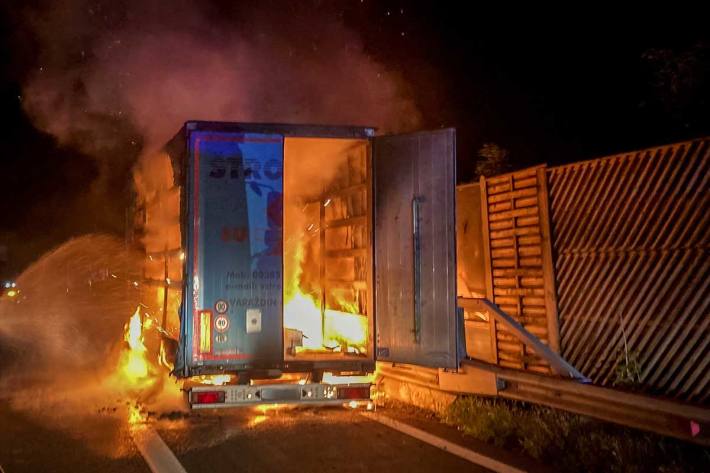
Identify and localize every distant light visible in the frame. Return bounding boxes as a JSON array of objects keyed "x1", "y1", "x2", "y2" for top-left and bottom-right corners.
[
  {"x1": 179, "y1": 252, "x2": 185, "y2": 261},
  {"x1": 7, "y1": 290, "x2": 17, "y2": 298},
  {"x1": 166, "y1": 278, "x2": 171, "y2": 285},
  {"x1": 133, "y1": 281, "x2": 139, "y2": 287},
  {"x1": 11, "y1": 282, "x2": 16, "y2": 288},
  {"x1": 3, "y1": 282, "x2": 10, "y2": 288}
]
